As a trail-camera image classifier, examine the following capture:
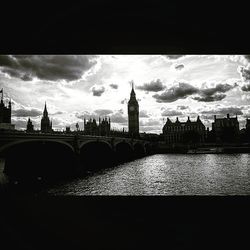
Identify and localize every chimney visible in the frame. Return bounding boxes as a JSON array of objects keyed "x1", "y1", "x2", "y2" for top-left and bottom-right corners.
[
  {"x1": 214, "y1": 115, "x2": 216, "y2": 121},
  {"x1": 227, "y1": 114, "x2": 230, "y2": 119}
]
